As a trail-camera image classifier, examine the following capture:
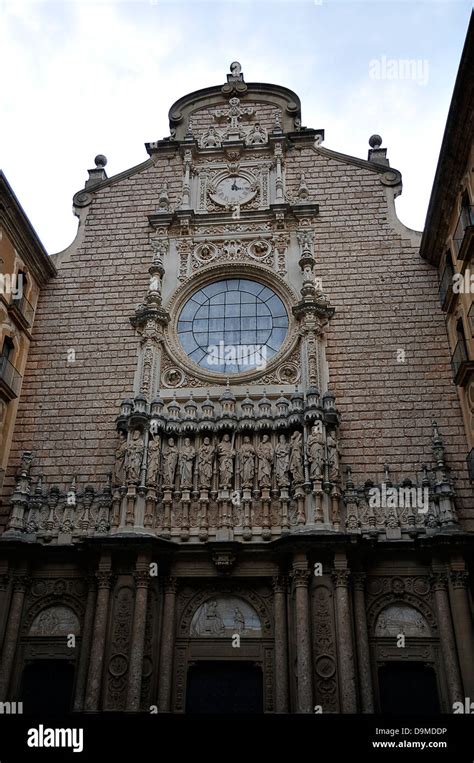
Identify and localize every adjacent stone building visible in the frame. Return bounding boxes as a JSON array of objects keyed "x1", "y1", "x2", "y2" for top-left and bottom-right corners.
[
  {"x1": 0, "y1": 52, "x2": 472, "y2": 714},
  {"x1": 0, "y1": 172, "x2": 56, "y2": 492}
]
